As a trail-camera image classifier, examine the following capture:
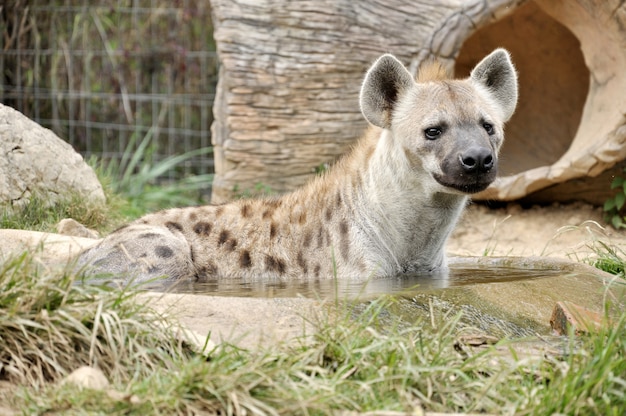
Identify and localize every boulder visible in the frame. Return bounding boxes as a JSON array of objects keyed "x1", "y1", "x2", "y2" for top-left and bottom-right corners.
[{"x1": 0, "y1": 103, "x2": 105, "y2": 206}]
